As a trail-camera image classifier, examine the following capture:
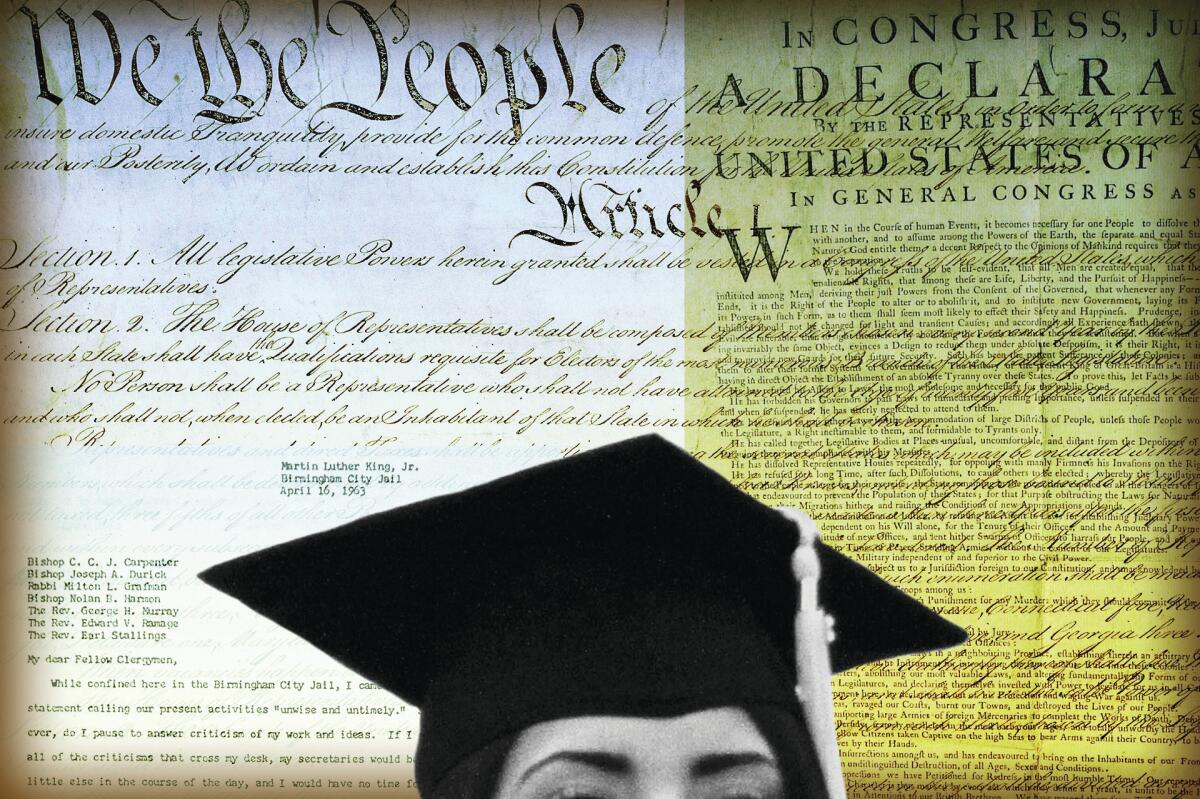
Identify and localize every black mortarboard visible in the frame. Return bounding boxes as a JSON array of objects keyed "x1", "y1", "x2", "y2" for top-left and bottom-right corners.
[{"x1": 199, "y1": 434, "x2": 965, "y2": 793}]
